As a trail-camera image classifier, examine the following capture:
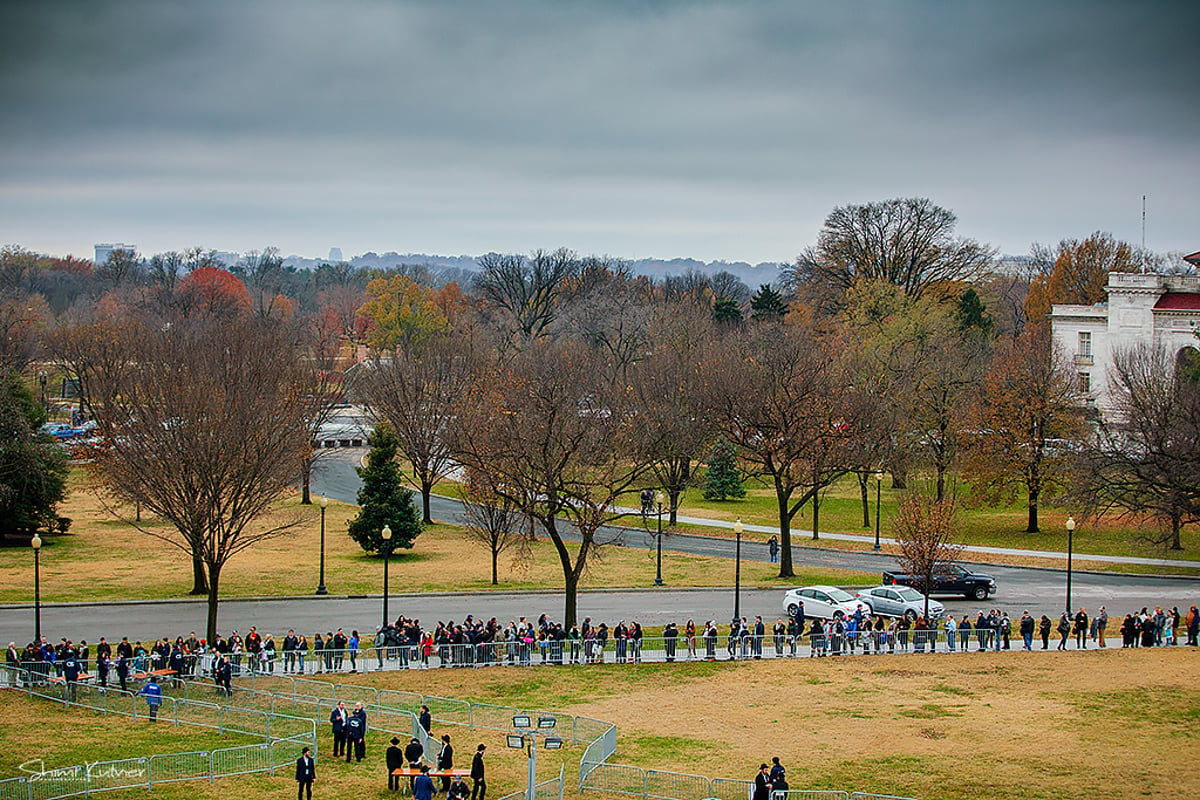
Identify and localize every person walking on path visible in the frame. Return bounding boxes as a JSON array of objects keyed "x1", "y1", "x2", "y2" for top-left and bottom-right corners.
[
  {"x1": 767, "y1": 536, "x2": 779, "y2": 563},
  {"x1": 1074, "y1": 608, "x2": 1089, "y2": 650},
  {"x1": 138, "y1": 675, "x2": 163, "y2": 721},
  {"x1": 1039, "y1": 615, "x2": 1052, "y2": 650},
  {"x1": 1057, "y1": 613, "x2": 1071, "y2": 651},
  {"x1": 295, "y1": 747, "x2": 316, "y2": 800},
  {"x1": 471, "y1": 743, "x2": 486, "y2": 800}
]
